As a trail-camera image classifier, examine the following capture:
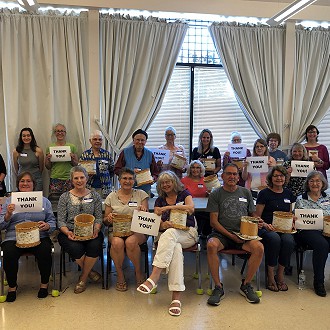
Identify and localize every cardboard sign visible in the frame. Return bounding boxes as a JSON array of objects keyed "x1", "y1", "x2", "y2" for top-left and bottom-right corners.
[
  {"x1": 11, "y1": 191, "x2": 43, "y2": 213},
  {"x1": 295, "y1": 209, "x2": 323, "y2": 230},
  {"x1": 291, "y1": 161, "x2": 314, "y2": 177},
  {"x1": 228, "y1": 143, "x2": 247, "y2": 159},
  {"x1": 150, "y1": 148, "x2": 170, "y2": 164},
  {"x1": 247, "y1": 156, "x2": 268, "y2": 174},
  {"x1": 130, "y1": 210, "x2": 161, "y2": 236},
  {"x1": 49, "y1": 146, "x2": 71, "y2": 162}
]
